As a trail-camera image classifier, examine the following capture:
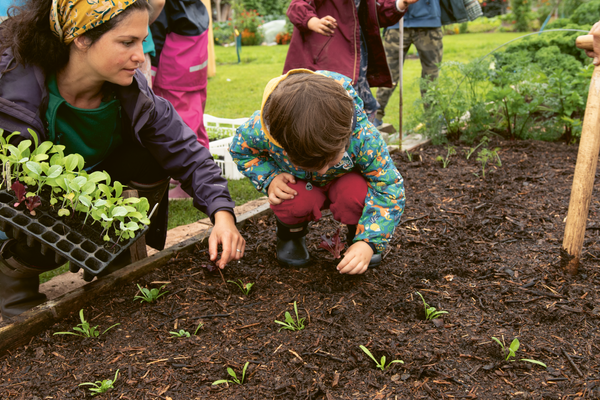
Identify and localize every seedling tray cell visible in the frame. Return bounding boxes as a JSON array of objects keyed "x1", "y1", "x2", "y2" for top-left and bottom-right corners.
[{"x1": 0, "y1": 190, "x2": 145, "y2": 277}]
